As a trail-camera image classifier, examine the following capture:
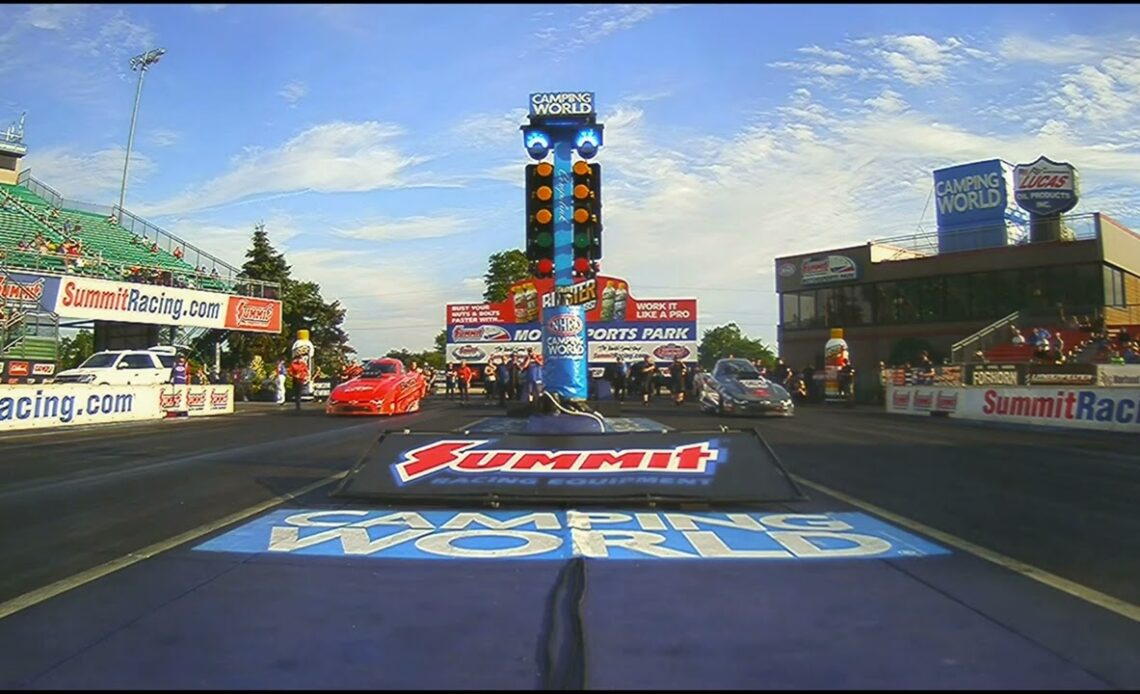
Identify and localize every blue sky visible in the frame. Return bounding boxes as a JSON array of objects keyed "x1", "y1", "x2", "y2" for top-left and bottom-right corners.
[{"x1": 5, "y1": 3, "x2": 1140, "y2": 357}]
